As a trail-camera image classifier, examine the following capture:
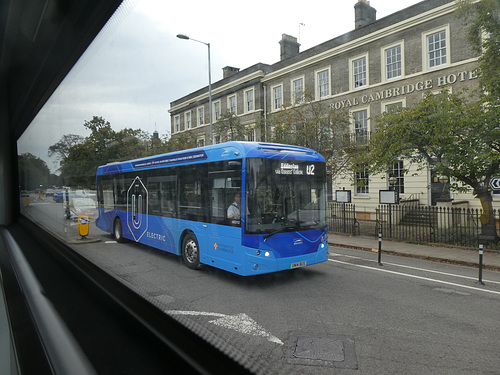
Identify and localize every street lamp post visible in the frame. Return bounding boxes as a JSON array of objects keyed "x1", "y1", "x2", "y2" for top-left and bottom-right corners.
[
  {"x1": 389, "y1": 176, "x2": 398, "y2": 238},
  {"x1": 389, "y1": 176, "x2": 399, "y2": 202},
  {"x1": 176, "y1": 34, "x2": 213, "y2": 144}
]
